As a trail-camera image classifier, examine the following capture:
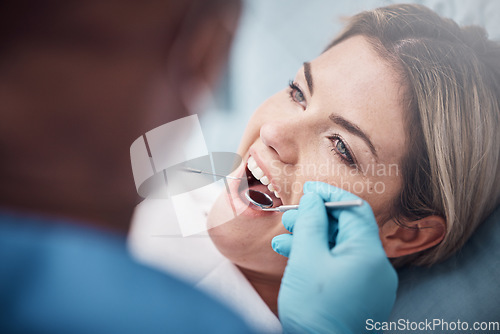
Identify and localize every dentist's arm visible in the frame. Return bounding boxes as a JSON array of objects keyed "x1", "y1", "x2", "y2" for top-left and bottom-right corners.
[{"x1": 273, "y1": 182, "x2": 398, "y2": 334}]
